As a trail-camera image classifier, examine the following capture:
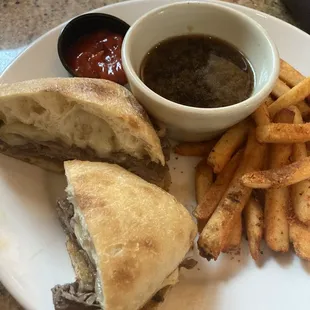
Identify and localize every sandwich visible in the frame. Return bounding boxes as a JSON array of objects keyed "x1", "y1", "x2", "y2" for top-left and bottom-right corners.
[
  {"x1": 0, "y1": 78, "x2": 170, "y2": 188},
  {"x1": 52, "y1": 160, "x2": 197, "y2": 310}
]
